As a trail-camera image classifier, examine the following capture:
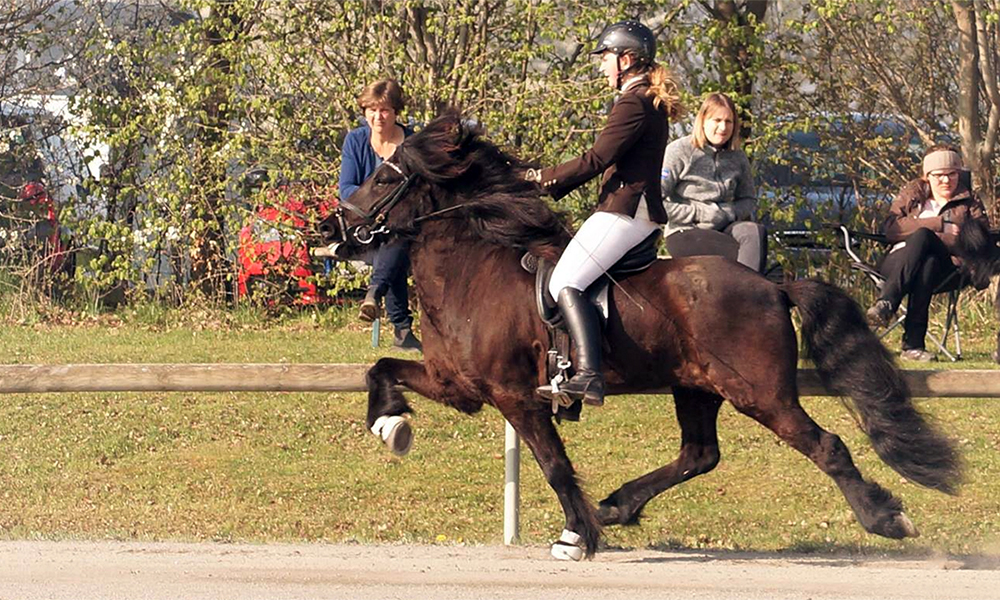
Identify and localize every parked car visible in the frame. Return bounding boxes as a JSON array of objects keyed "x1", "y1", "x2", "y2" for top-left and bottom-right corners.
[
  {"x1": 235, "y1": 181, "x2": 338, "y2": 306},
  {"x1": 755, "y1": 113, "x2": 929, "y2": 229},
  {"x1": 753, "y1": 114, "x2": 936, "y2": 282}
]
